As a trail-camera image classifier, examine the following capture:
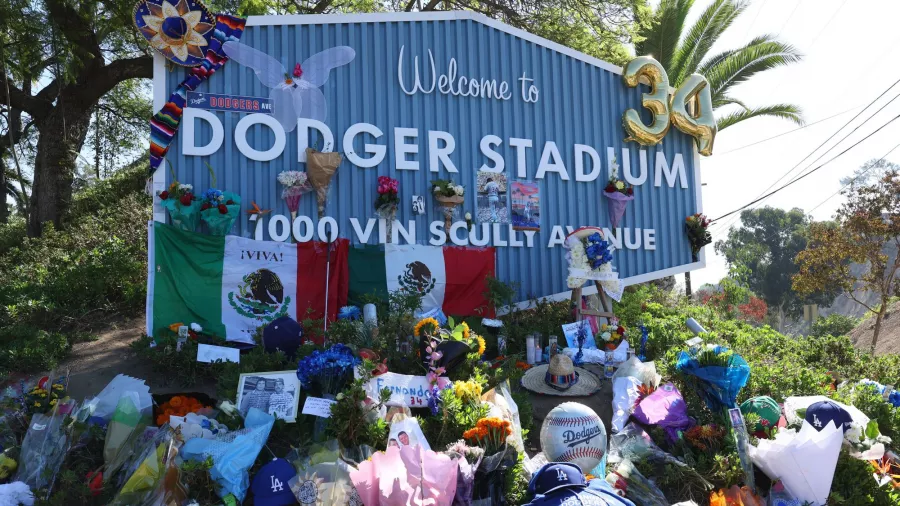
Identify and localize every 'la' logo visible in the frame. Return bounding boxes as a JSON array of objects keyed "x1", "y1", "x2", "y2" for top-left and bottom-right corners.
[
  {"x1": 556, "y1": 469, "x2": 568, "y2": 482},
  {"x1": 271, "y1": 476, "x2": 284, "y2": 492},
  {"x1": 812, "y1": 414, "x2": 822, "y2": 428}
]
